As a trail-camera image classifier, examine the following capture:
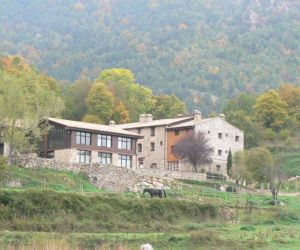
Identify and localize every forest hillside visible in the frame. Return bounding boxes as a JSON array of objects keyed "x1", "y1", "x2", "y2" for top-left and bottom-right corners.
[{"x1": 0, "y1": 0, "x2": 299, "y2": 113}]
